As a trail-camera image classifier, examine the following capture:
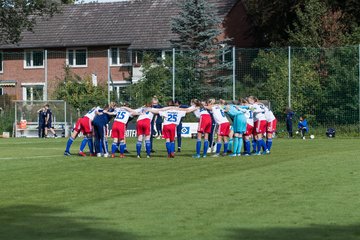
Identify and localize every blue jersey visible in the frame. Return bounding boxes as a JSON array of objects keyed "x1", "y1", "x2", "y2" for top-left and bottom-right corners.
[
  {"x1": 286, "y1": 111, "x2": 295, "y2": 122},
  {"x1": 39, "y1": 111, "x2": 46, "y2": 124},
  {"x1": 93, "y1": 113, "x2": 112, "y2": 126},
  {"x1": 46, "y1": 109, "x2": 52, "y2": 123},
  {"x1": 298, "y1": 119, "x2": 308, "y2": 132}
]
